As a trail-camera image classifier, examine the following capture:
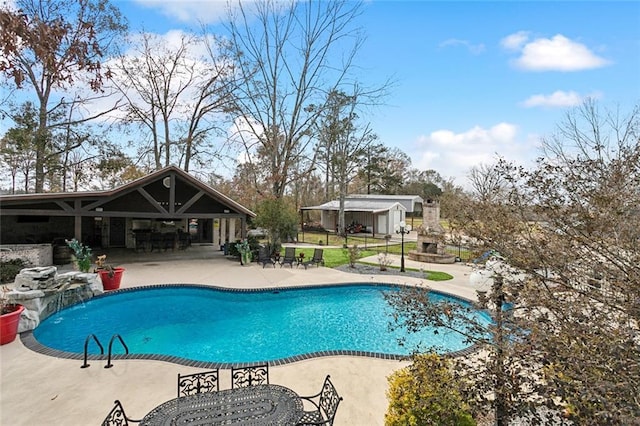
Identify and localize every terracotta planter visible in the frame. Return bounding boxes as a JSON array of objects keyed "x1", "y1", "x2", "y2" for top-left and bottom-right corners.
[
  {"x1": 1, "y1": 304, "x2": 24, "y2": 345},
  {"x1": 99, "y1": 267, "x2": 125, "y2": 291}
]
